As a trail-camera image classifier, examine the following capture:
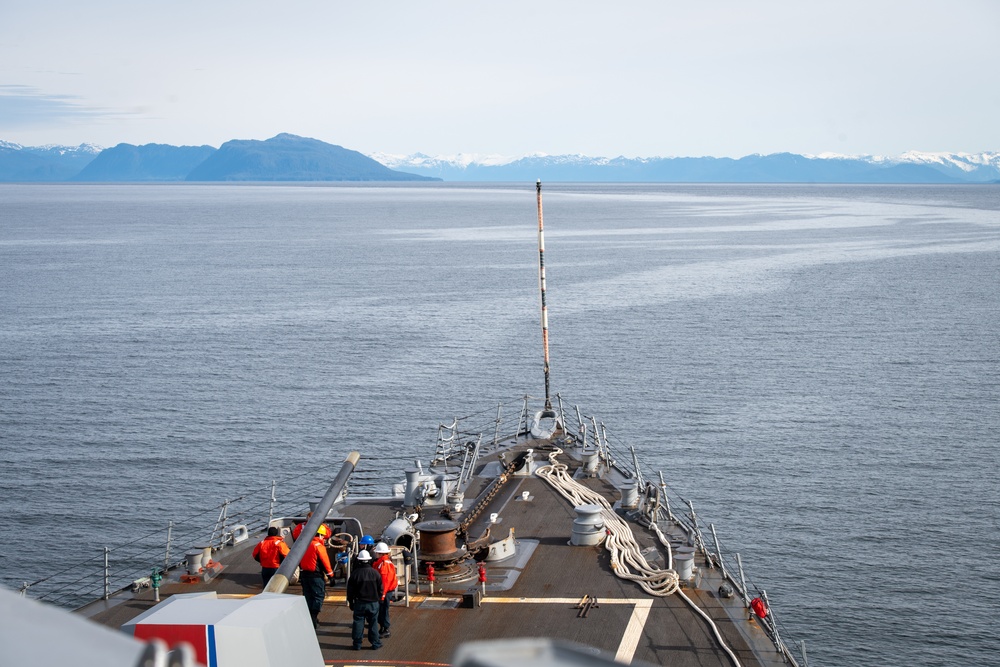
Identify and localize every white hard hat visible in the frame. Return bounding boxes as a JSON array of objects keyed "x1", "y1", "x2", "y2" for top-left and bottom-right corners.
[
  {"x1": 374, "y1": 542, "x2": 390, "y2": 555},
  {"x1": 357, "y1": 550, "x2": 372, "y2": 562}
]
